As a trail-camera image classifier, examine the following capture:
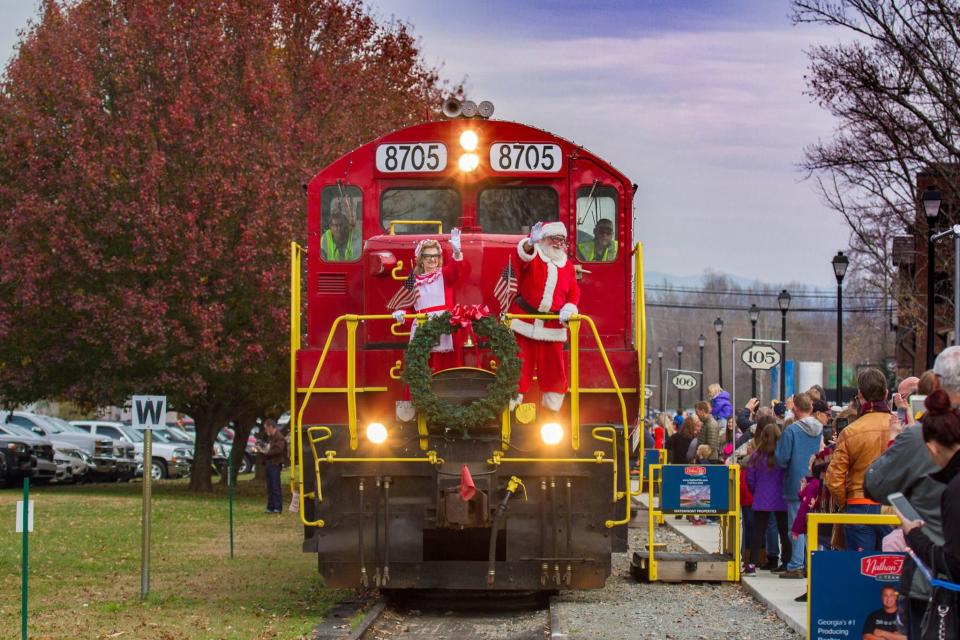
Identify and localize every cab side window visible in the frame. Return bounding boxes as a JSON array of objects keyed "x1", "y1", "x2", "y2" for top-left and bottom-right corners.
[
  {"x1": 321, "y1": 186, "x2": 362, "y2": 262},
  {"x1": 575, "y1": 185, "x2": 618, "y2": 262}
]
